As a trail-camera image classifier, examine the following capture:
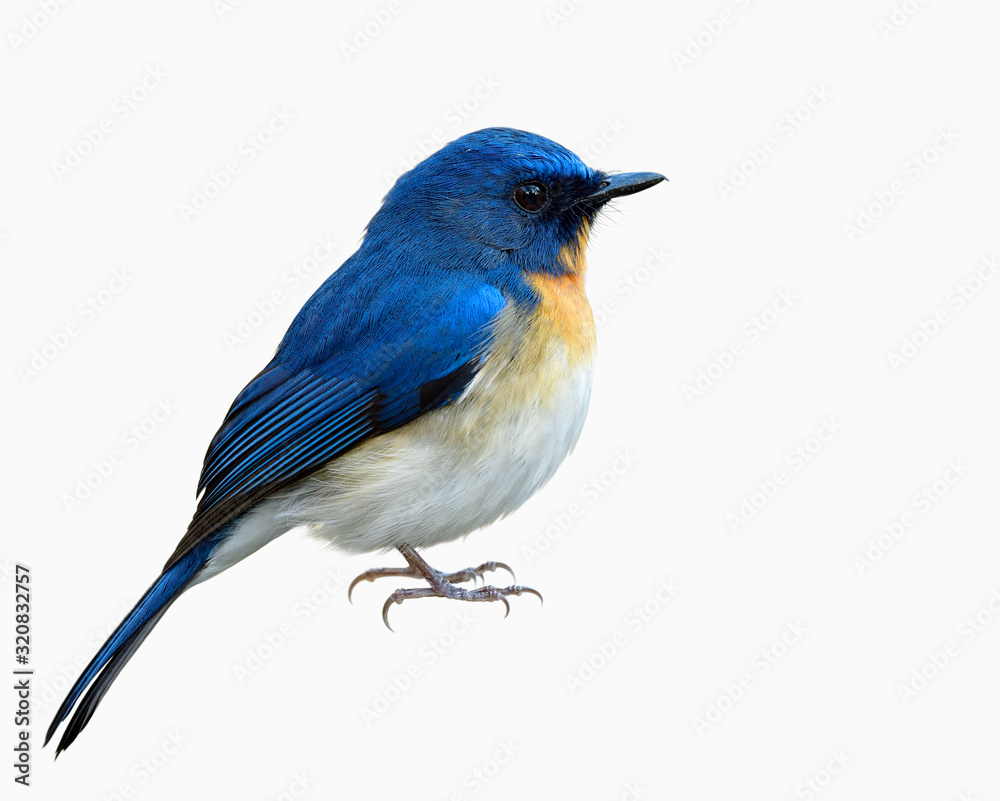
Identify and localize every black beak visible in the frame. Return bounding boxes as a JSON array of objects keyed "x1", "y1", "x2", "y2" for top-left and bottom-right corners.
[{"x1": 582, "y1": 172, "x2": 667, "y2": 204}]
